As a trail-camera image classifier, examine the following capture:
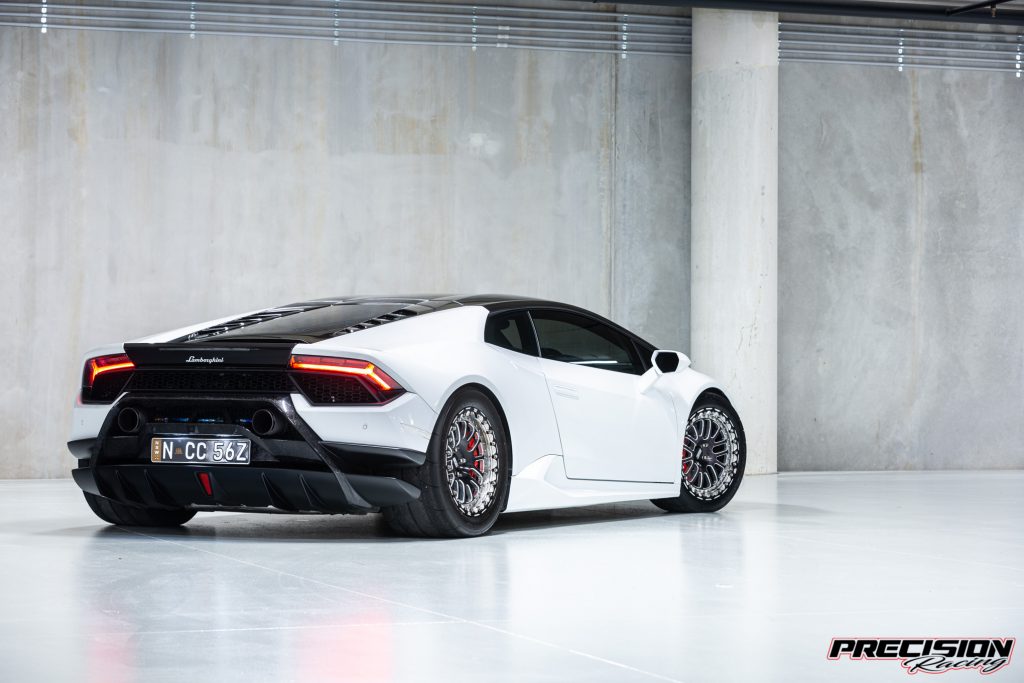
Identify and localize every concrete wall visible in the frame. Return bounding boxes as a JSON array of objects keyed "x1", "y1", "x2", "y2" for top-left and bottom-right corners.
[
  {"x1": 0, "y1": 28, "x2": 690, "y2": 478},
  {"x1": 779, "y1": 63, "x2": 1024, "y2": 470},
  {"x1": 690, "y1": 9, "x2": 778, "y2": 475},
  {"x1": 5, "y1": 18, "x2": 1021, "y2": 479}
]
